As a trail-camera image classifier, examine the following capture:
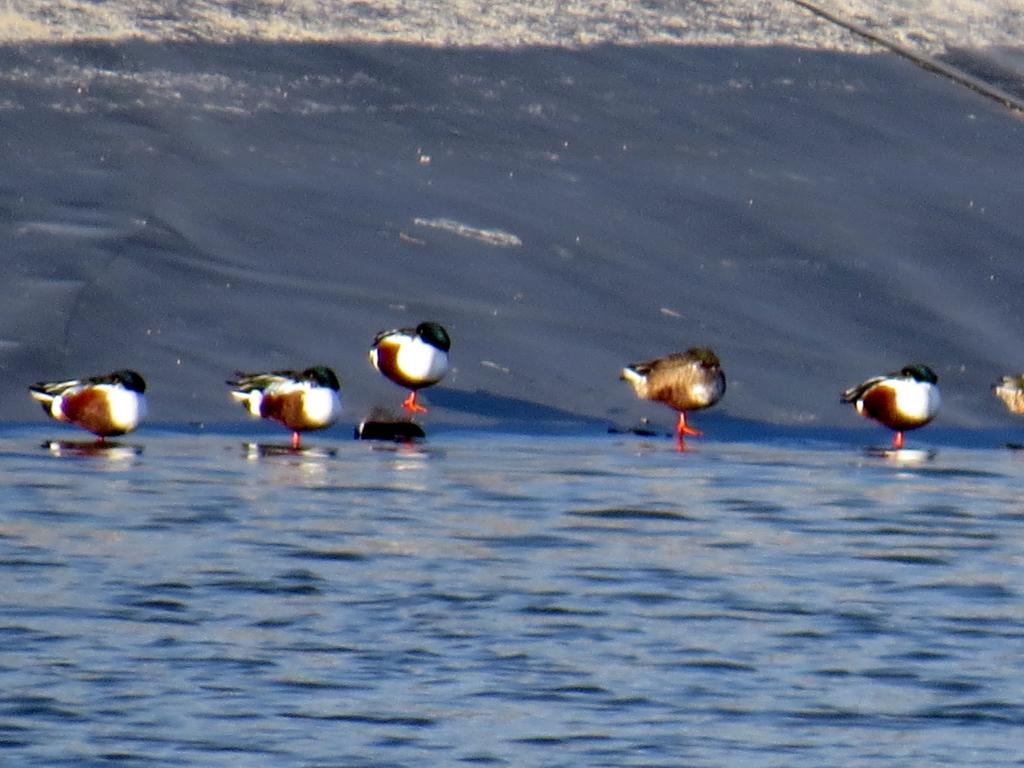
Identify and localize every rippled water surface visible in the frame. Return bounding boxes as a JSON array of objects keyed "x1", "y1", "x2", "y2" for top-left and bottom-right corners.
[{"x1": 2, "y1": 427, "x2": 1023, "y2": 766}]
